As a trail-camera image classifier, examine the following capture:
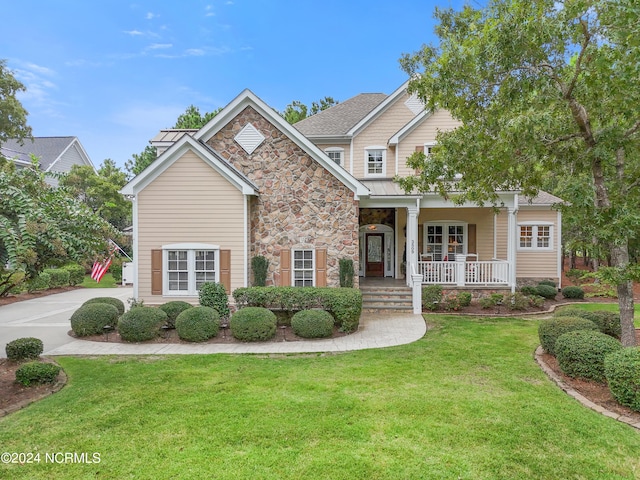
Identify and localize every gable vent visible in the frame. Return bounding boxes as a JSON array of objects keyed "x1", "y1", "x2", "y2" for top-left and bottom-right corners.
[
  {"x1": 234, "y1": 123, "x2": 265, "y2": 154},
  {"x1": 405, "y1": 94, "x2": 425, "y2": 115}
]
